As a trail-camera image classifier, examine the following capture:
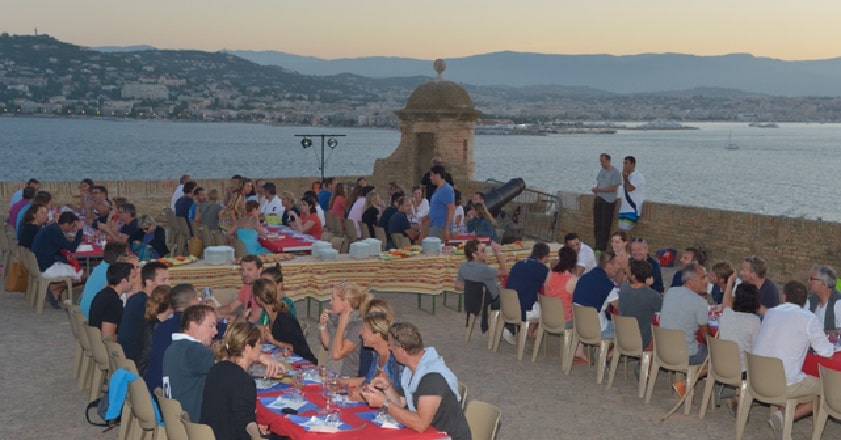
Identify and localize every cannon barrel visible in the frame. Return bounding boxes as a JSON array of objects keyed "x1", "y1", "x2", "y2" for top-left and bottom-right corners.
[{"x1": 485, "y1": 178, "x2": 526, "y2": 216}]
